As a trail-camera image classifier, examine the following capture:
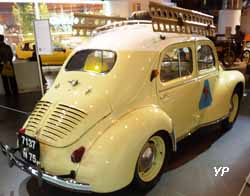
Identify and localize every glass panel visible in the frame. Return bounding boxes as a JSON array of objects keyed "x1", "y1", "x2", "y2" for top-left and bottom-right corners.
[
  {"x1": 197, "y1": 45, "x2": 215, "y2": 71},
  {"x1": 22, "y1": 43, "x2": 33, "y2": 51},
  {"x1": 65, "y1": 50, "x2": 116, "y2": 74},
  {"x1": 179, "y1": 47, "x2": 193, "y2": 77},
  {"x1": 160, "y1": 48, "x2": 179, "y2": 83},
  {"x1": 160, "y1": 47, "x2": 193, "y2": 83}
]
